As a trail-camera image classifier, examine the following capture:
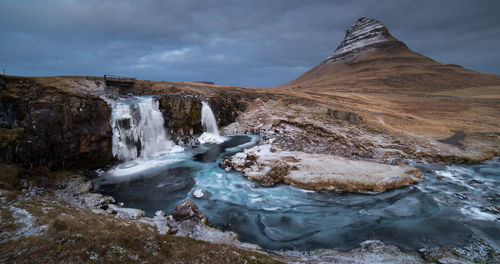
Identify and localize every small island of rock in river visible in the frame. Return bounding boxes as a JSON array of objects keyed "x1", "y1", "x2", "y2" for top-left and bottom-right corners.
[{"x1": 1, "y1": 3, "x2": 499, "y2": 263}]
